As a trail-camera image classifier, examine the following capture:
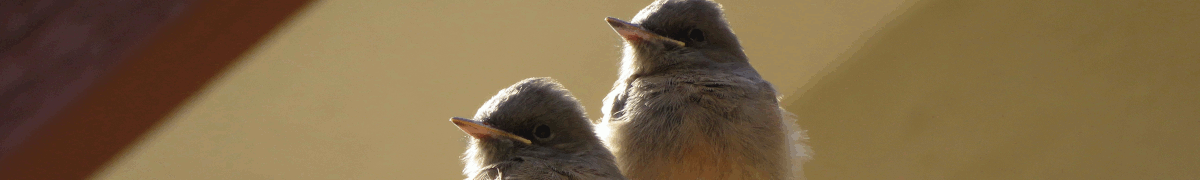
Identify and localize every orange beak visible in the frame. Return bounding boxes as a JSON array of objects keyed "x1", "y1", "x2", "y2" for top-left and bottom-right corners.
[
  {"x1": 606, "y1": 17, "x2": 685, "y2": 47},
  {"x1": 450, "y1": 117, "x2": 532, "y2": 145}
]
